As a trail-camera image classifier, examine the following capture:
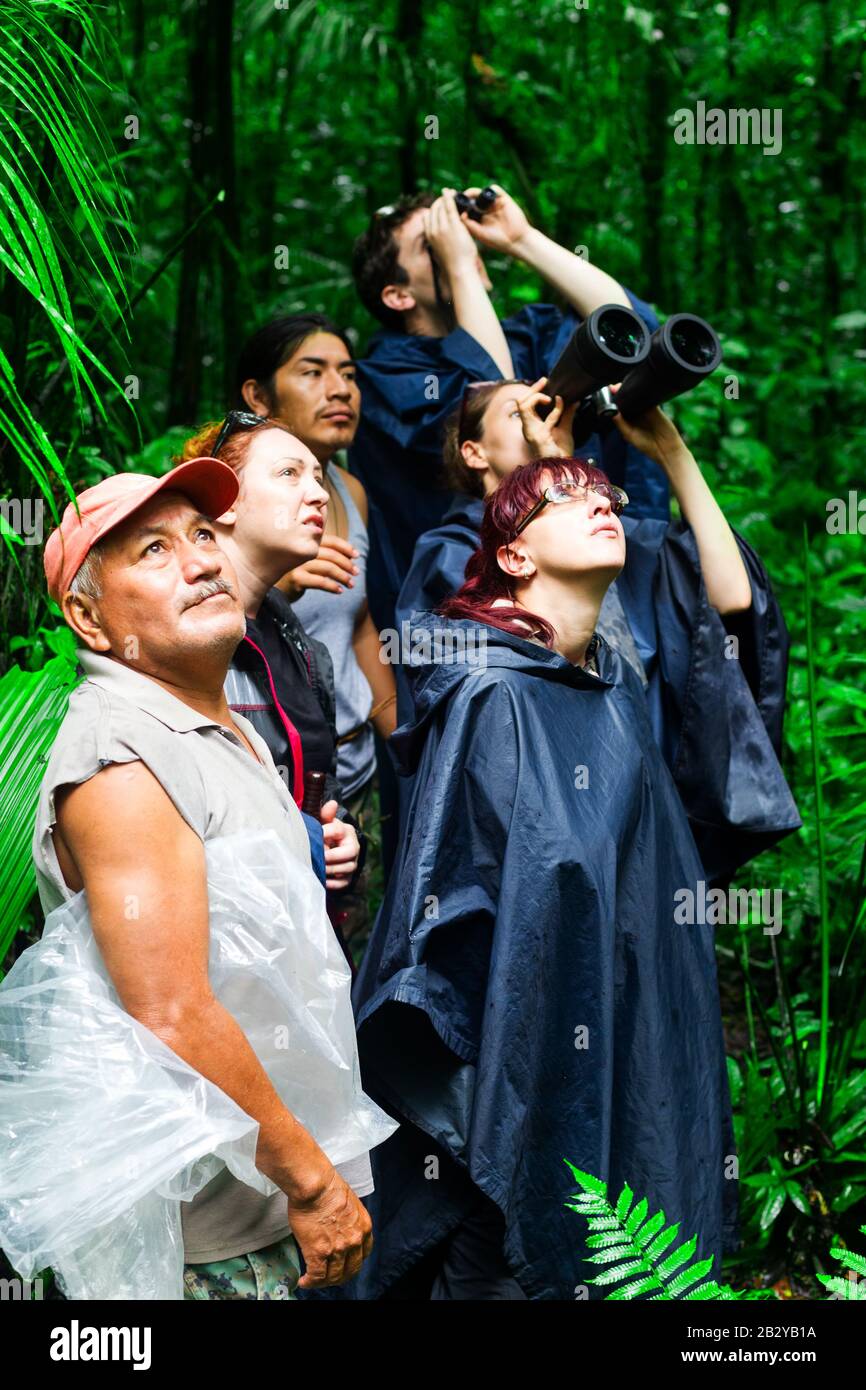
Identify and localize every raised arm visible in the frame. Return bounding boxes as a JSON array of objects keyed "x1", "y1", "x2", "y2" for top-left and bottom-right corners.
[
  {"x1": 612, "y1": 404, "x2": 753, "y2": 615},
  {"x1": 54, "y1": 759, "x2": 372, "y2": 1288},
  {"x1": 461, "y1": 185, "x2": 632, "y2": 316},
  {"x1": 423, "y1": 190, "x2": 514, "y2": 377}
]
